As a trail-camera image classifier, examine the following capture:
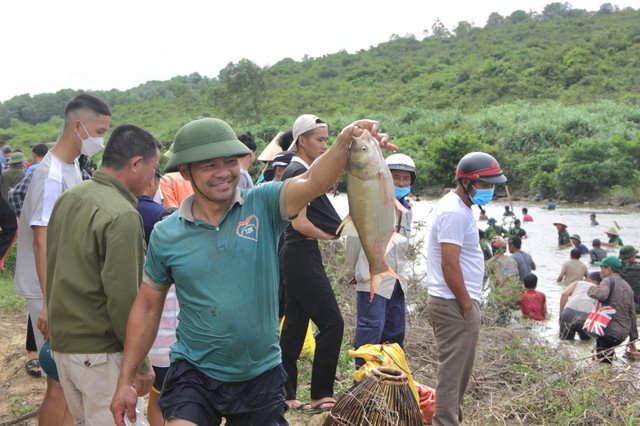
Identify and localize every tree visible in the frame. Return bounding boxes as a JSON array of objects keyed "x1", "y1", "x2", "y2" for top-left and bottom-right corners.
[
  {"x1": 508, "y1": 10, "x2": 530, "y2": 24},
  {"x1": 542, "y1": 2, "x2": 571, "y2": 19},
  {"x1": 214, "y1": 59, "x2": 267, "y2": 122},
  {"x1": 597, "y1": 3, "x2": 617, "y2": 14},
  {"x1": 431, "y1": 18, "x2": 451, "y2": 39},
  {"x1": 486, "y1": 12, "x2": 505, "y2": 26},
  {"x1": 454, "y1": 21, "x2": 474, "y2": 37}
]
